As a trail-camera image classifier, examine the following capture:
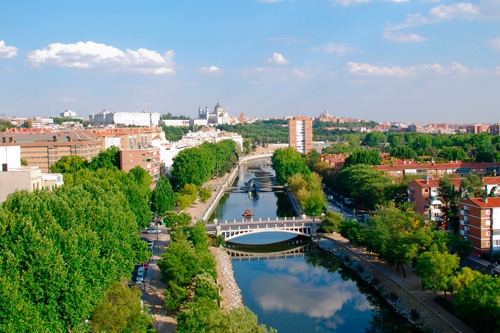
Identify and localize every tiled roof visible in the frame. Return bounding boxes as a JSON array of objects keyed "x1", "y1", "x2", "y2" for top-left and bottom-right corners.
[{"x1": 462, "y1": 197, "x2": 500, "y2": 208}]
